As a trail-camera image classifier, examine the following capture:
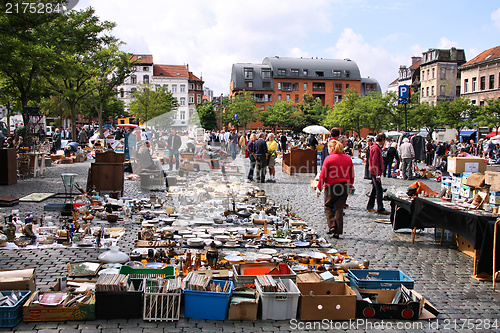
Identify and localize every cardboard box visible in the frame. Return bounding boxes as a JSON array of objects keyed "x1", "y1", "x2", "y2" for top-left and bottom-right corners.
[
  {"x1": 466, "y1": 173, "x2": 485, "y2": 188},
  {"x1": 227, "y1": 288, "x2": 259, "y2": 321},
  {"x1": 460, "y1": 185, "x2": 473, "y2": 199},
  {"x1": 298, "y1": 282, "x2": 356, "y2": 321},
  {"x1": 447, "y1": 157, "x2": 487, "y2": 174},
  {"x1": 295, "y1": 271, "x2": 346, "y2": 287},
  {"x1": 486, "y1": 171, "x2": 500, "y2": 191},
  {"x1": 0, "y1": 268, "x2": 36, "y2": 292},
  {"x1": 23, "y1": 291, "x2": 95, "y2": 321},
  {"x1": 490, "y1": 191, "x2": 500, "y2": 205},
  {"x1": 354, "y1": 287, "x2": 438, "y2": 320}
]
